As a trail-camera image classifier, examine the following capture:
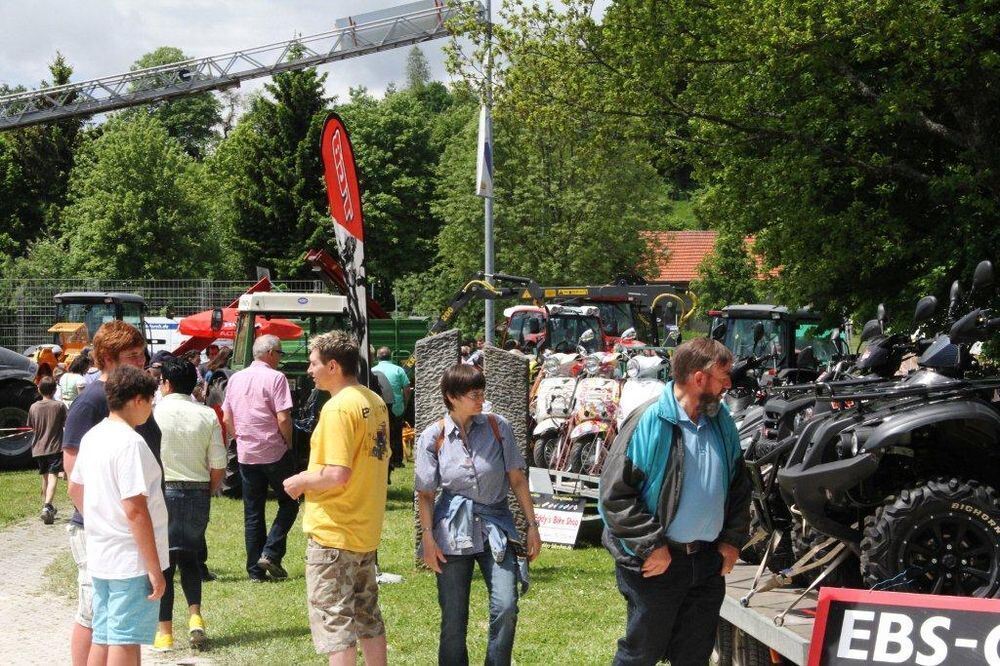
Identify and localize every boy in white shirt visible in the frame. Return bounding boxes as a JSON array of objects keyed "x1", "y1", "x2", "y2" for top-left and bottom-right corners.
[{"x1": 68, "y1": 365, "x2": 169, "y2": 664}]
